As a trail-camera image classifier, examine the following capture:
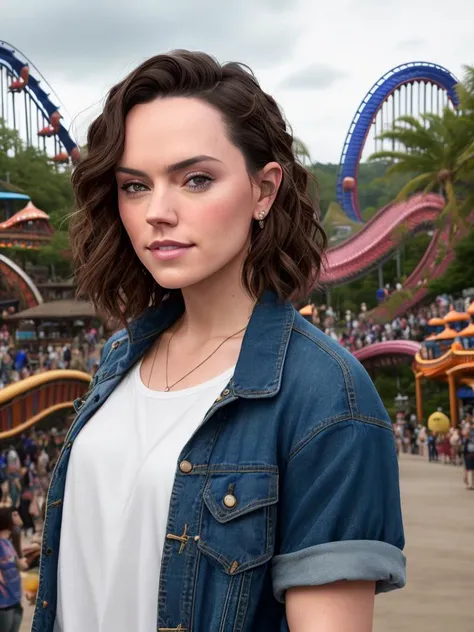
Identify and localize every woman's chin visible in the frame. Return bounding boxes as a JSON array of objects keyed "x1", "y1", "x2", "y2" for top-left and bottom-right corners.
[{"x1": 151, "y1": 271, "x2": 205, "y2": 291}]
